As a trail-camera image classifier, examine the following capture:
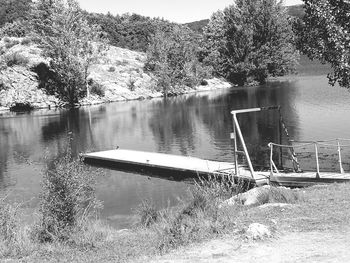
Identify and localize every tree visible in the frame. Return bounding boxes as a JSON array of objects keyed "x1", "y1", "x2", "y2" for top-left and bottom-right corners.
[
  {"x1": 31, "y1": 0, "x2": 107, "y2": 106},
  {"x1": 145, "y1": 26, "x2": 210, "y2": 97},
  {"x1": 202, "y1": 0, "x2": 299, "y2": 86},
  {"x1": 298, "y1": 0, "x2": 350, "y2": 88}
]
